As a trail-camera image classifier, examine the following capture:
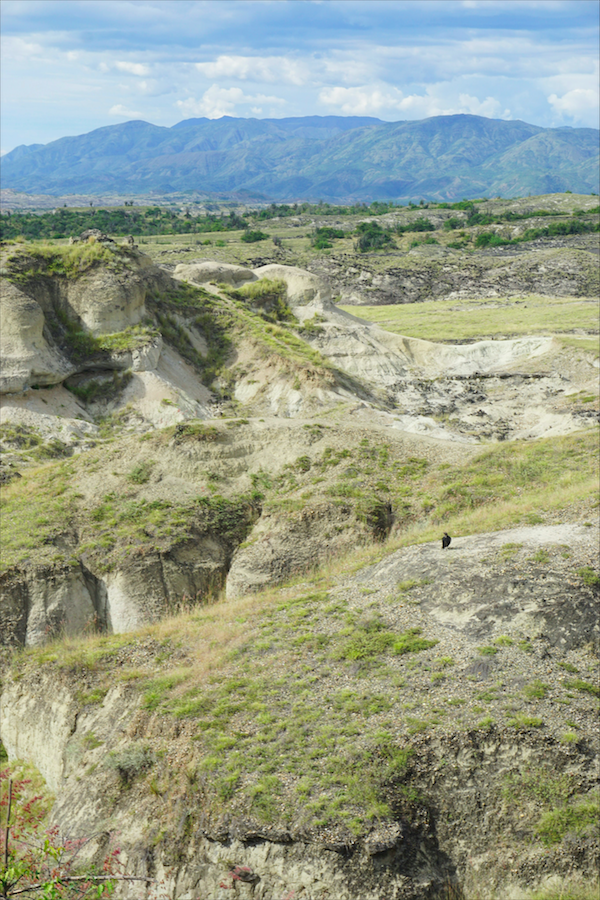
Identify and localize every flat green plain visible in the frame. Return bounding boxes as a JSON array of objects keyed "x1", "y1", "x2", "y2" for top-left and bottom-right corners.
[{"x1": 339, "y1": 295, "x2": 600, "y2": 347}]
